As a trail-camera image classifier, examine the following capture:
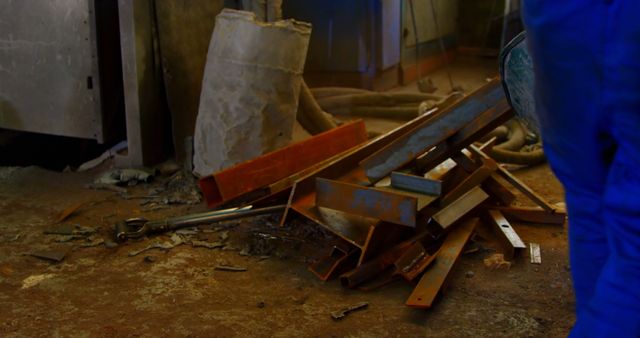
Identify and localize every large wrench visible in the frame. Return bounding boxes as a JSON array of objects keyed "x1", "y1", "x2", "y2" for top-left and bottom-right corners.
[{"x1": 114, "y1": 205, "x2": 286, "y2": 242}]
